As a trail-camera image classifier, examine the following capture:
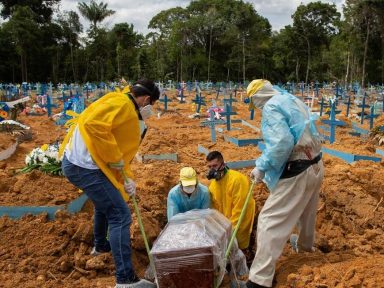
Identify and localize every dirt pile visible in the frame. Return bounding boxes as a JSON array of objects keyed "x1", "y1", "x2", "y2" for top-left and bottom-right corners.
[{"x1": 0, "y1": 169, "x2": 79, "y2": 206}]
